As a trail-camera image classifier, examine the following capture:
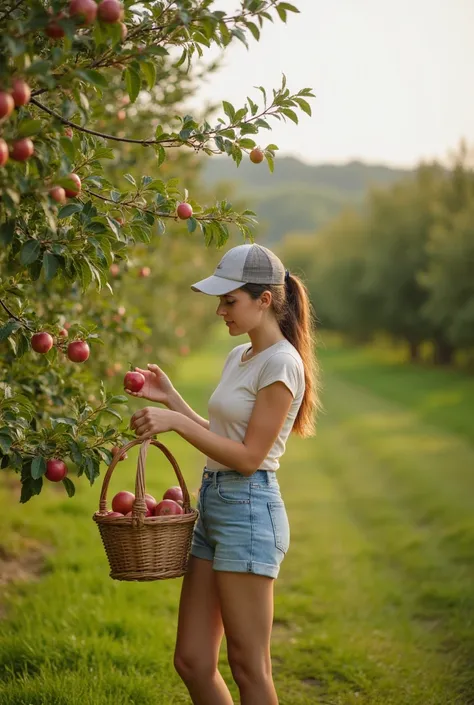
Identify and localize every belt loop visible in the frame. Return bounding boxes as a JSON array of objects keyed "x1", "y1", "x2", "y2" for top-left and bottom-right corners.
[{"x1": 213, "y1": 472, "x2": 218, "y2": 488}]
